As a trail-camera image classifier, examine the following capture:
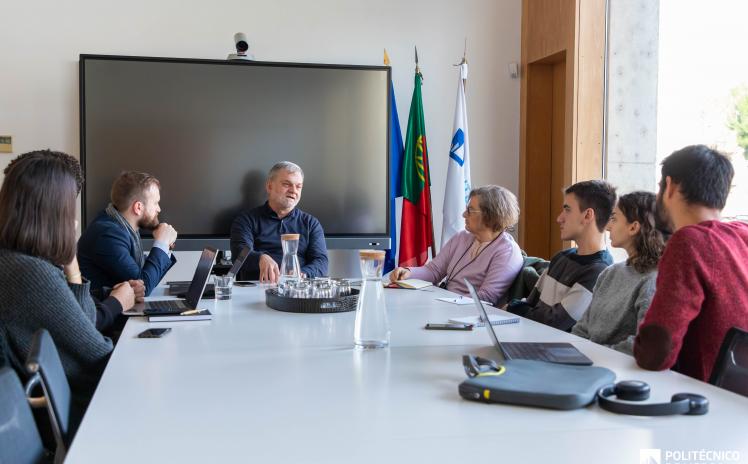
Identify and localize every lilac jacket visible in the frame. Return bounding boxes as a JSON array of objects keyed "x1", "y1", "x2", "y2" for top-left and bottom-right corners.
[{"x1": 408, "y1": 230, "x2": 523, "y2": 304}]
